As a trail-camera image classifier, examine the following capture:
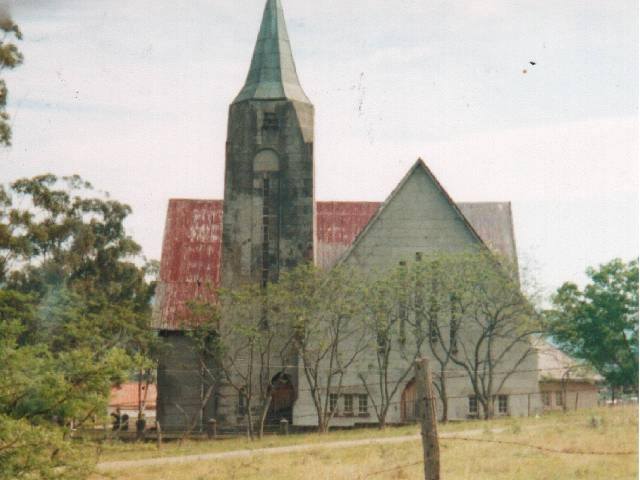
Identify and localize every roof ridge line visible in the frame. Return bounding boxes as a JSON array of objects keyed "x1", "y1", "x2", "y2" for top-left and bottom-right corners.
[{"x1": 332, "y1": 159, "x2": 492, "y2": 267}]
